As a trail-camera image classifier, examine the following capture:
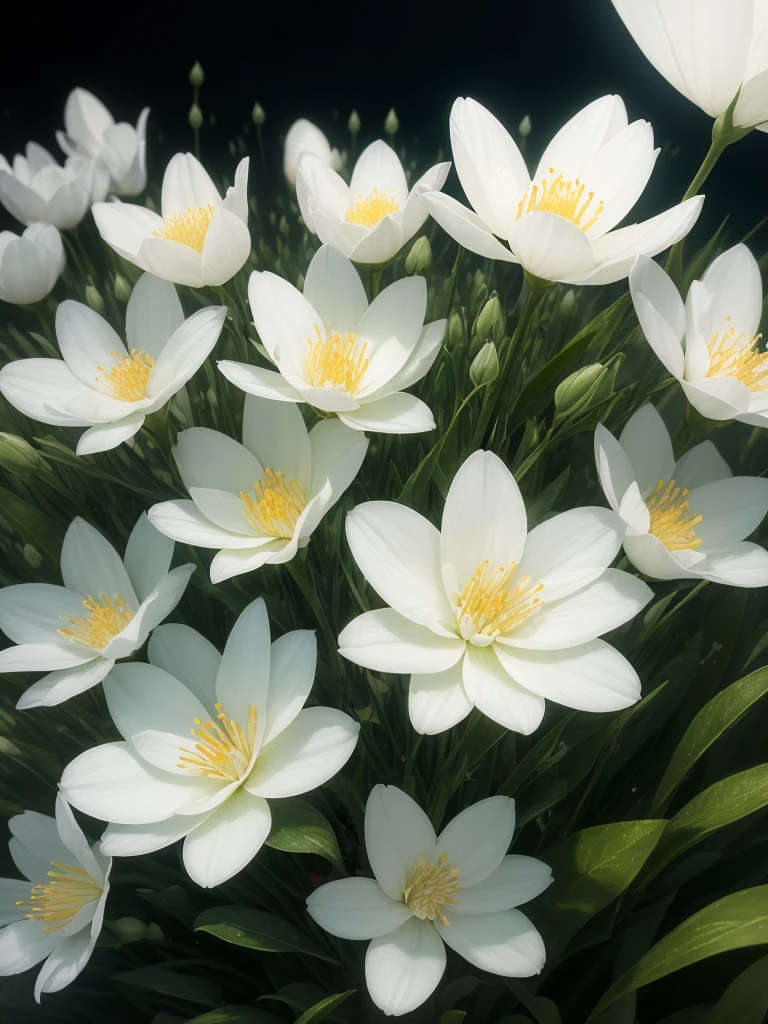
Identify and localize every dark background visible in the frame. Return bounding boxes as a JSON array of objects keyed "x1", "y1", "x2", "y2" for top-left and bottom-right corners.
[{"x1": 0, "y1": 0, "x2": 765, "y2": 245}]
